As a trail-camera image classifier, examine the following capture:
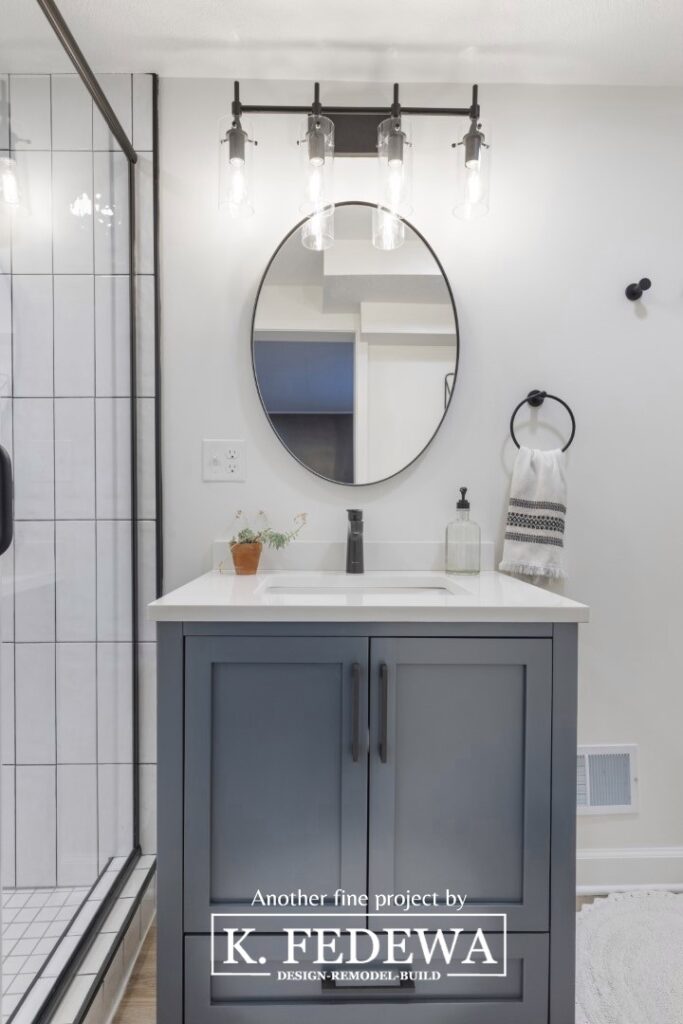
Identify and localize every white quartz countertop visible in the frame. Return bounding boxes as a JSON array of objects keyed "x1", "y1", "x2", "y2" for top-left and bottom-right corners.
[{"x1": 148, "y1": 570, "x2": 589, "y2": 624}]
